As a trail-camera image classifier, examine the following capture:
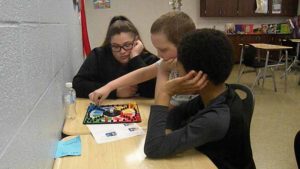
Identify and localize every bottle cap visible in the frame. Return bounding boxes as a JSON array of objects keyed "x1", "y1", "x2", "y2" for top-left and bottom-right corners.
[{"x1": 65, "y1": 82, "x2": 72, "y2": 88}]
